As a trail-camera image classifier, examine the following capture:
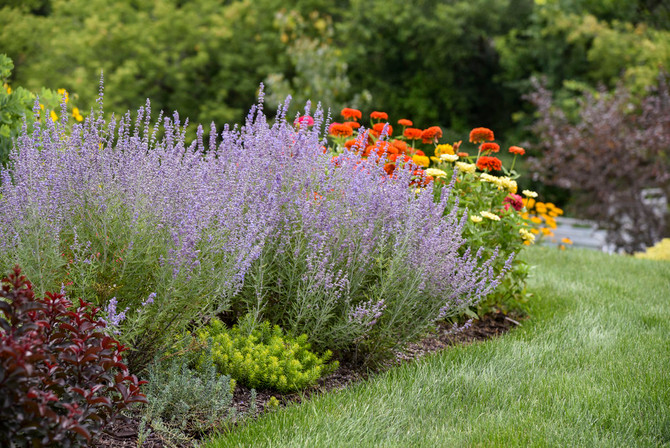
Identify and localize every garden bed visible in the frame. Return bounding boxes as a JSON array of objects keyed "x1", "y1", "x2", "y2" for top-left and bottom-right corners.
[{"x1": 93, "y1": 312, "x2": 518, "y2": 448}]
